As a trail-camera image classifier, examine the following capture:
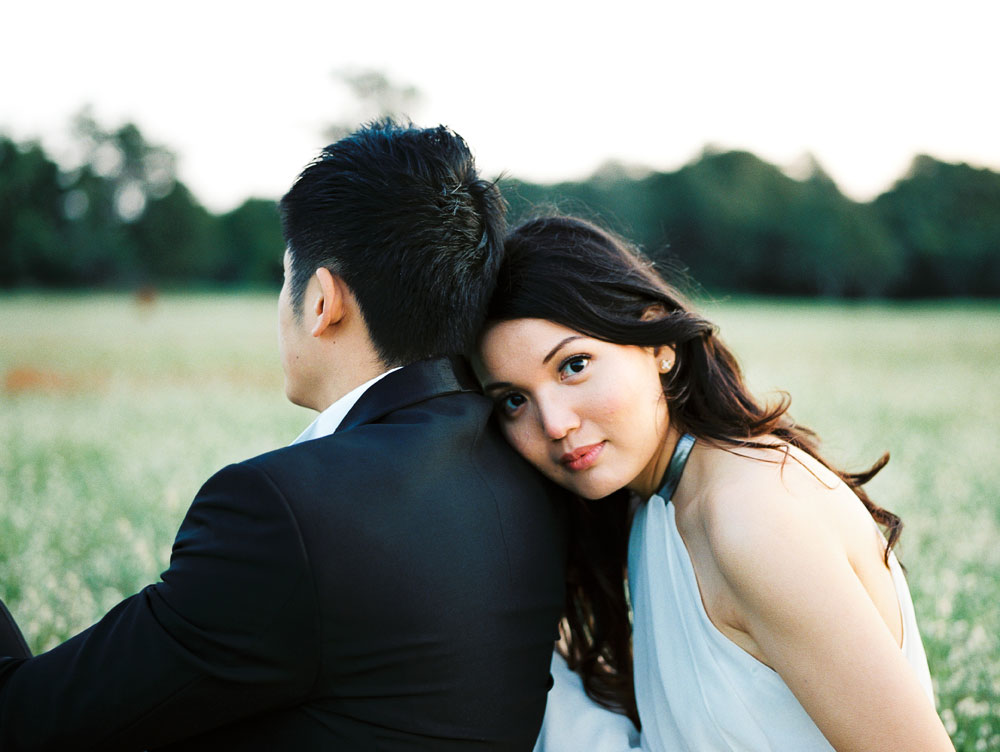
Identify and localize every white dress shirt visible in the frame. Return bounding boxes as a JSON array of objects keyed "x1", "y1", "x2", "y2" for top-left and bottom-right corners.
[{"x1": 291, "y1": 368, "x2": 401, "y2": 445}]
